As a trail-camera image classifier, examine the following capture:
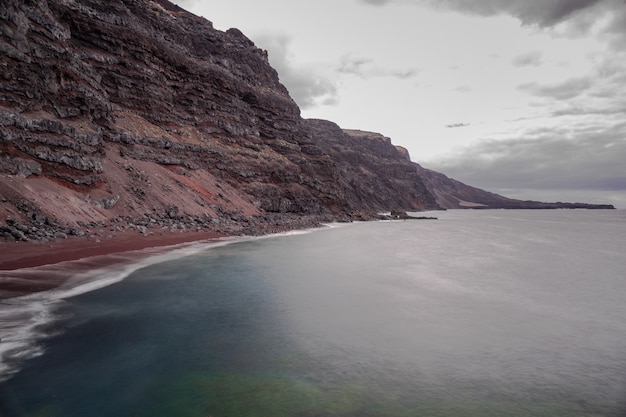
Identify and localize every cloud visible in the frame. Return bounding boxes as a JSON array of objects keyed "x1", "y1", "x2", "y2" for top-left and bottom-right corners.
[
  {"x1": 446, "y1": 123, "x2": 470, "y2": 128},
  {"x1": 358, "y1": 0, "x2": 619, "y2": 30},
  {"x1": 337, "y1": 54, "x2": 418, "y2": 79},
  {"x1": 254, "y1": 33, "x2": 339, "y2": 109},
  {"x1": 512, "y1": 51, "x2": 543, "y2": 67},
  {"x1": 517, "y1": 77, "x2": 592, "y2": 100},
  {"x1": 360, "y1": 0, "x2": 393, "y2": 4},
  {"x1": 435, "y1": 0, "x2": 606, "y2": 27},
  {"x1": 428, "y1": 121, "x2": 626, "y2": 204},
  {"x1": 550, "y1": 105, "x2": 626, "y2": 118},
  {"x1": 600, "y1": 8, "x2": 626, "y2": 51}
]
